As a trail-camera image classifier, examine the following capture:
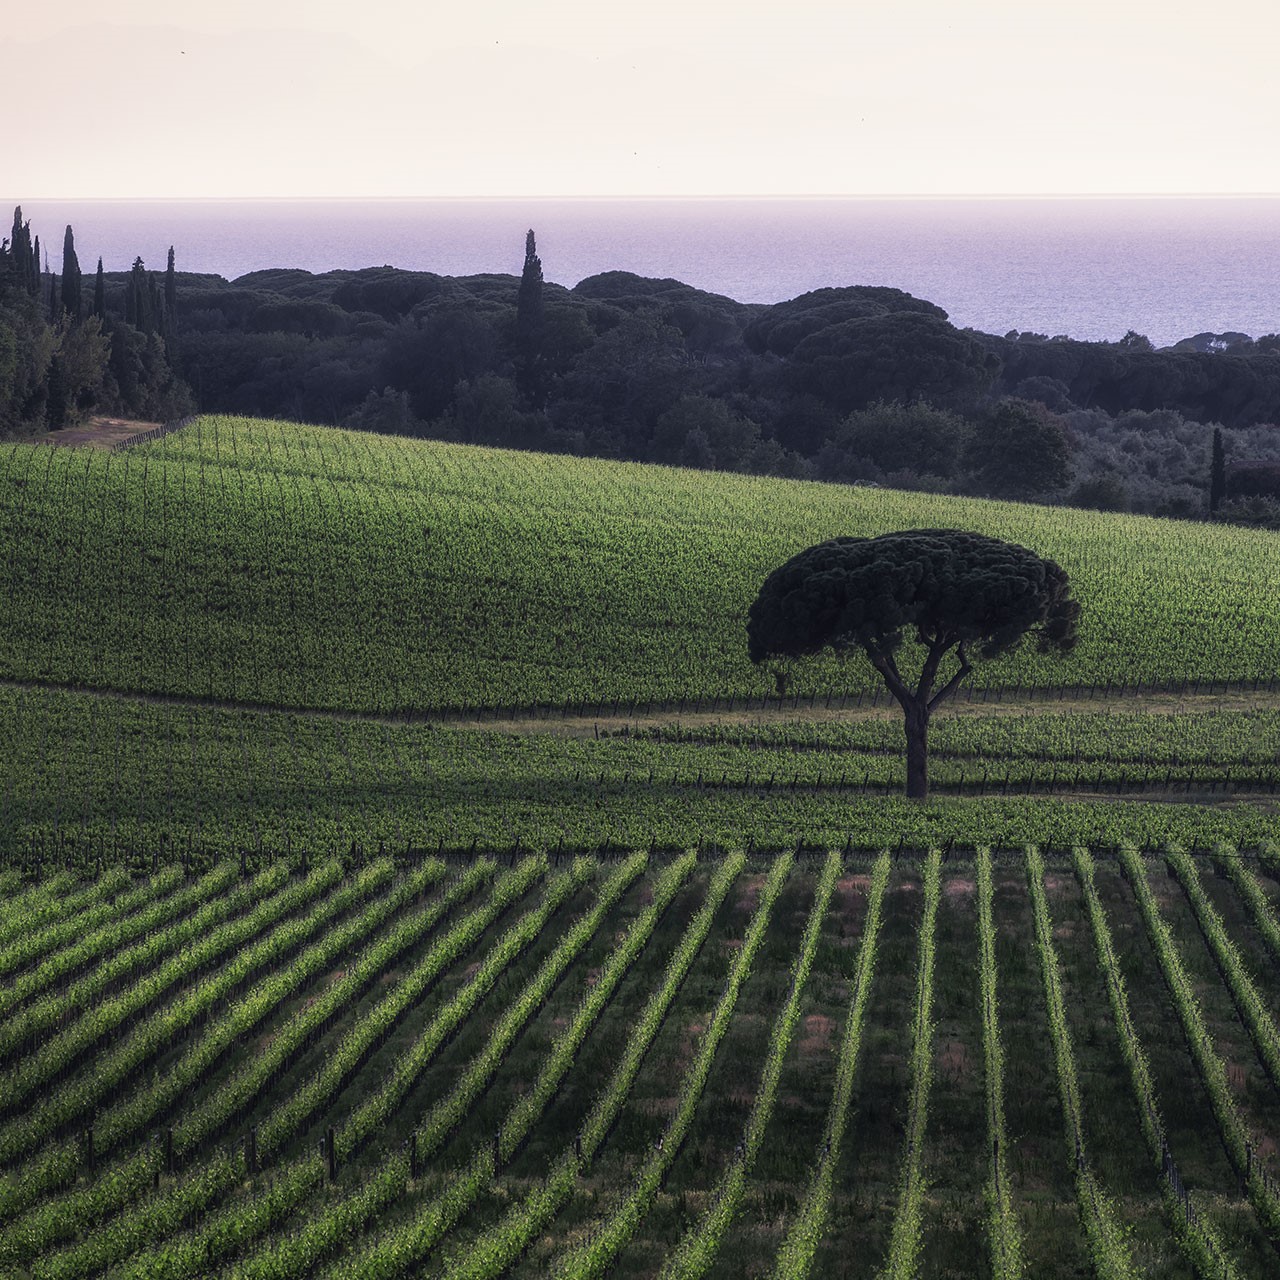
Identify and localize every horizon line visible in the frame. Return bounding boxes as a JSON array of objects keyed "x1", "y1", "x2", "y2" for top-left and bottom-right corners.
[{"x1": 9, "y1": 191, "x2": 1280, "y2": 204}]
